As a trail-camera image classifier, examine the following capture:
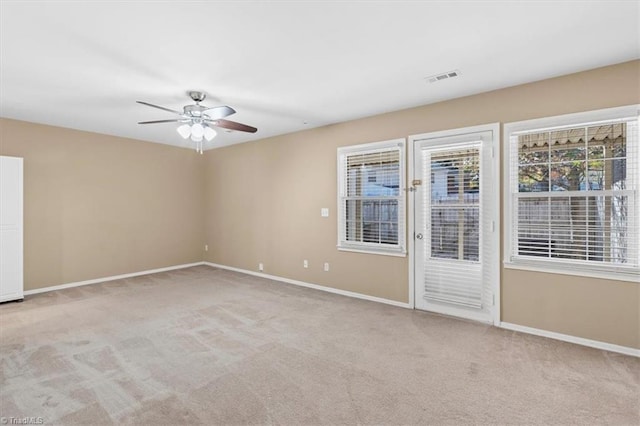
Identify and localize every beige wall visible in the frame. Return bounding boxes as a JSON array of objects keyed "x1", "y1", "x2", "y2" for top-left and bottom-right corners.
[
  {"x1": 502, "y1": 269, "x2": 639, "y2": 348},
  {"x1": 204, "y1": 60, "x2": 640, "y2": 348},
  {"x1": 0, "y1": 119, "x2": 205, "y2": 291}
]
